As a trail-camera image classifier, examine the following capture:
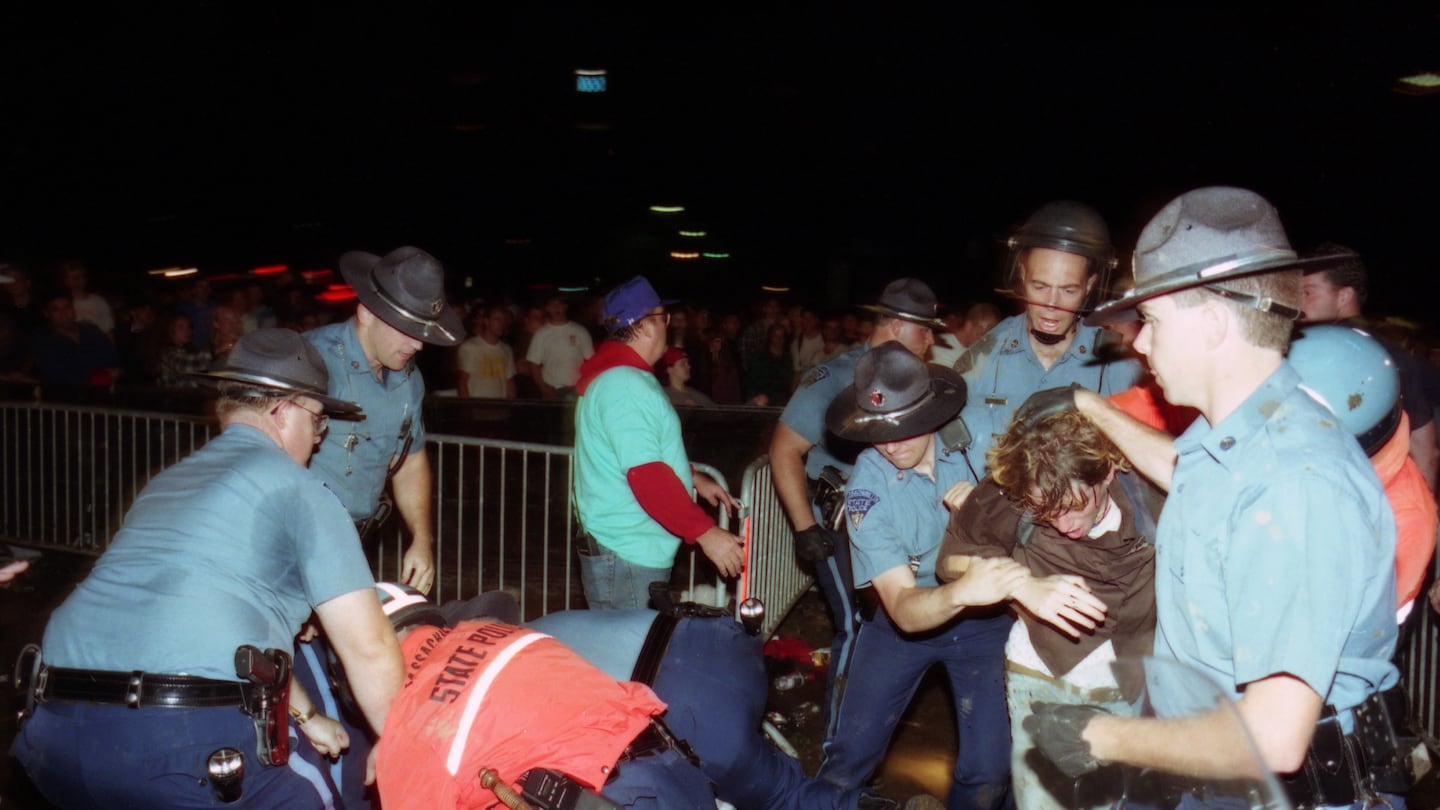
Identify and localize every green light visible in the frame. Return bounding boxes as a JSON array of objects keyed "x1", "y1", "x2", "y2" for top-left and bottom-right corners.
[
  {"x1": 1399, "y1": 72, "x2": 1440, "y2": 88},
  {"x1": 649, "y1": 205, "x2": 685, "y2": 214},
  {"x1": 702, "y1": 252, "x2": 730, "y2": 259},
  {"x1": 679, "y1": 230, "x2": 707, "y2": 238},
  {"x1": 558, "y1": 286, "x2": 590, "y2": 293}
]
